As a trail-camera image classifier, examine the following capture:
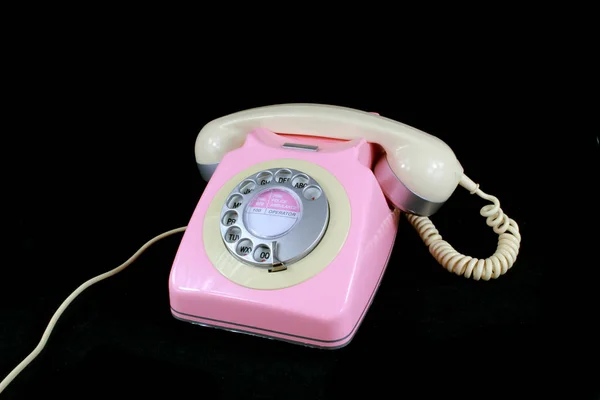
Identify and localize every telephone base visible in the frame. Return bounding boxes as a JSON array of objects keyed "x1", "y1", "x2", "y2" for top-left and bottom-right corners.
[{"x1": 169, "y1": 129, "x2": 401, "y2": 349}]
